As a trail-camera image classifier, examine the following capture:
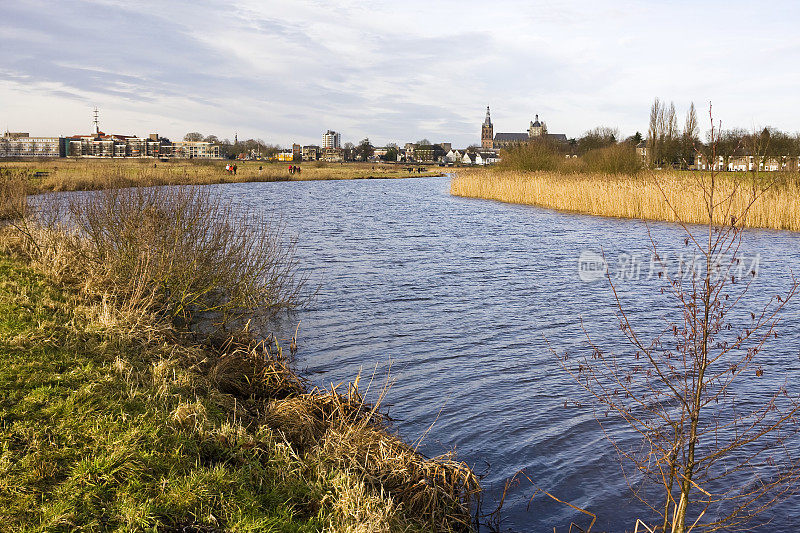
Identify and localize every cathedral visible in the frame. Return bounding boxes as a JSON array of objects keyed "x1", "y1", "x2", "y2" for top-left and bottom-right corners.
[{"x1": 481, "y1": 106, "x2": 566, "y2": 150}]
